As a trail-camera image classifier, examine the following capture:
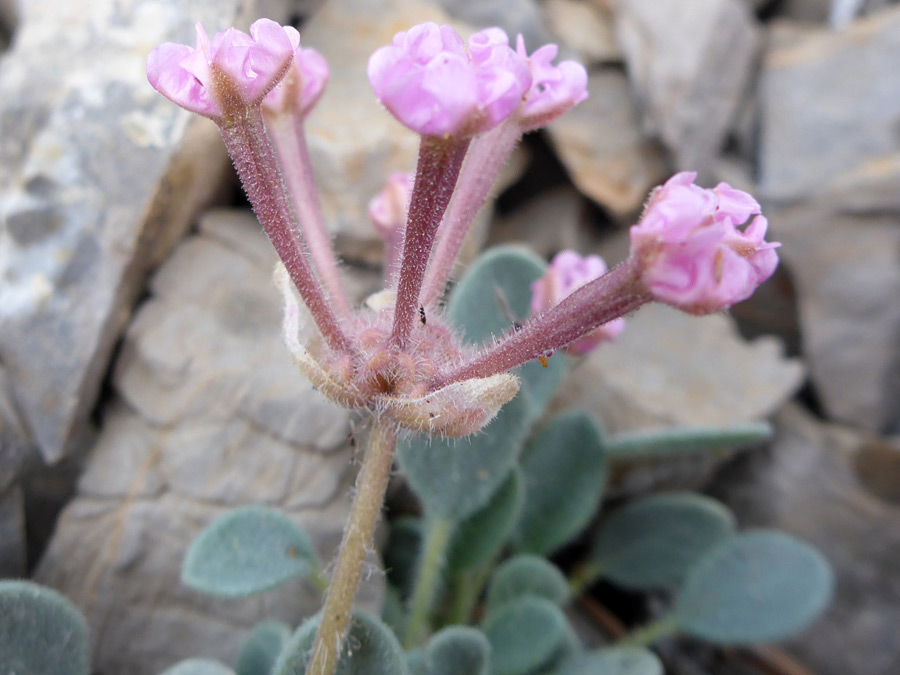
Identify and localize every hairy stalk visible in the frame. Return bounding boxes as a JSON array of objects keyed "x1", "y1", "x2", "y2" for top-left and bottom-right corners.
[
  {"x1": 432, "y1": 259, "x2": 651, "y2": 388},
  {"x1": 404, "y1": 516, "x2": 455, "y2": 648},
  {"x1": 391, "y1": 136, "x2": 470, "y2": 348},
  {"x1": 307, "y1": 417, "x2": 398, "y2": 675},
  {"x1": 616, "y1": 614, "x2": 681, "y2": 647},
  {"x1": 446, "y1": 561, "x2": 493, "y2": 626},
  {"x1": 567, "y1": 562, "x2": 603, "y2": 599},
  {"x1": 421, "y1": 121, "x2": 521, "y2": 306},
  {"x1": 263, "y1": 112, "x2": 351, "y2": 317},
  {"x1": 218, "y1": 107, "x2": 352, "y2": 354}
]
